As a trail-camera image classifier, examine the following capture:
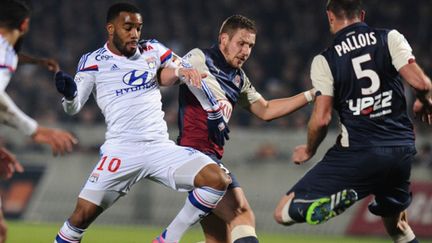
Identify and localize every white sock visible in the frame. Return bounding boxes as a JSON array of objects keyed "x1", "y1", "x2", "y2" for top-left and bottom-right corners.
[
  {"x1": 163, "y1": 187, "x2": 225, "y2": 242},
  {"x1": 54, "y1": 220, "x2": 85, "y2": 243}
]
